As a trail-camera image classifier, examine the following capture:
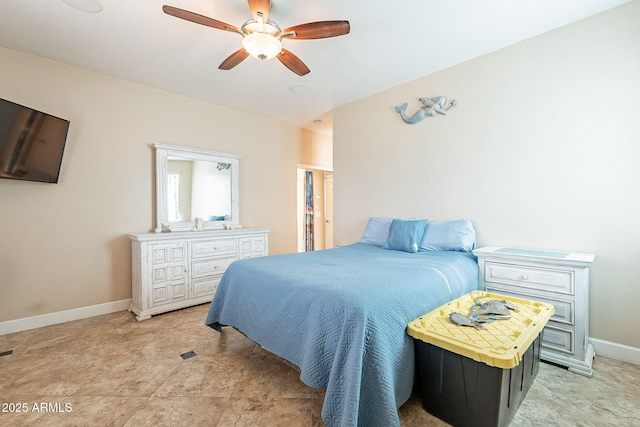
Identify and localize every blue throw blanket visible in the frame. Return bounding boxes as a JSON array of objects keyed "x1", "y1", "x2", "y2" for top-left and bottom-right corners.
[{"x1": 206, "y1": 243, "x2": 478, "y2": 427}]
